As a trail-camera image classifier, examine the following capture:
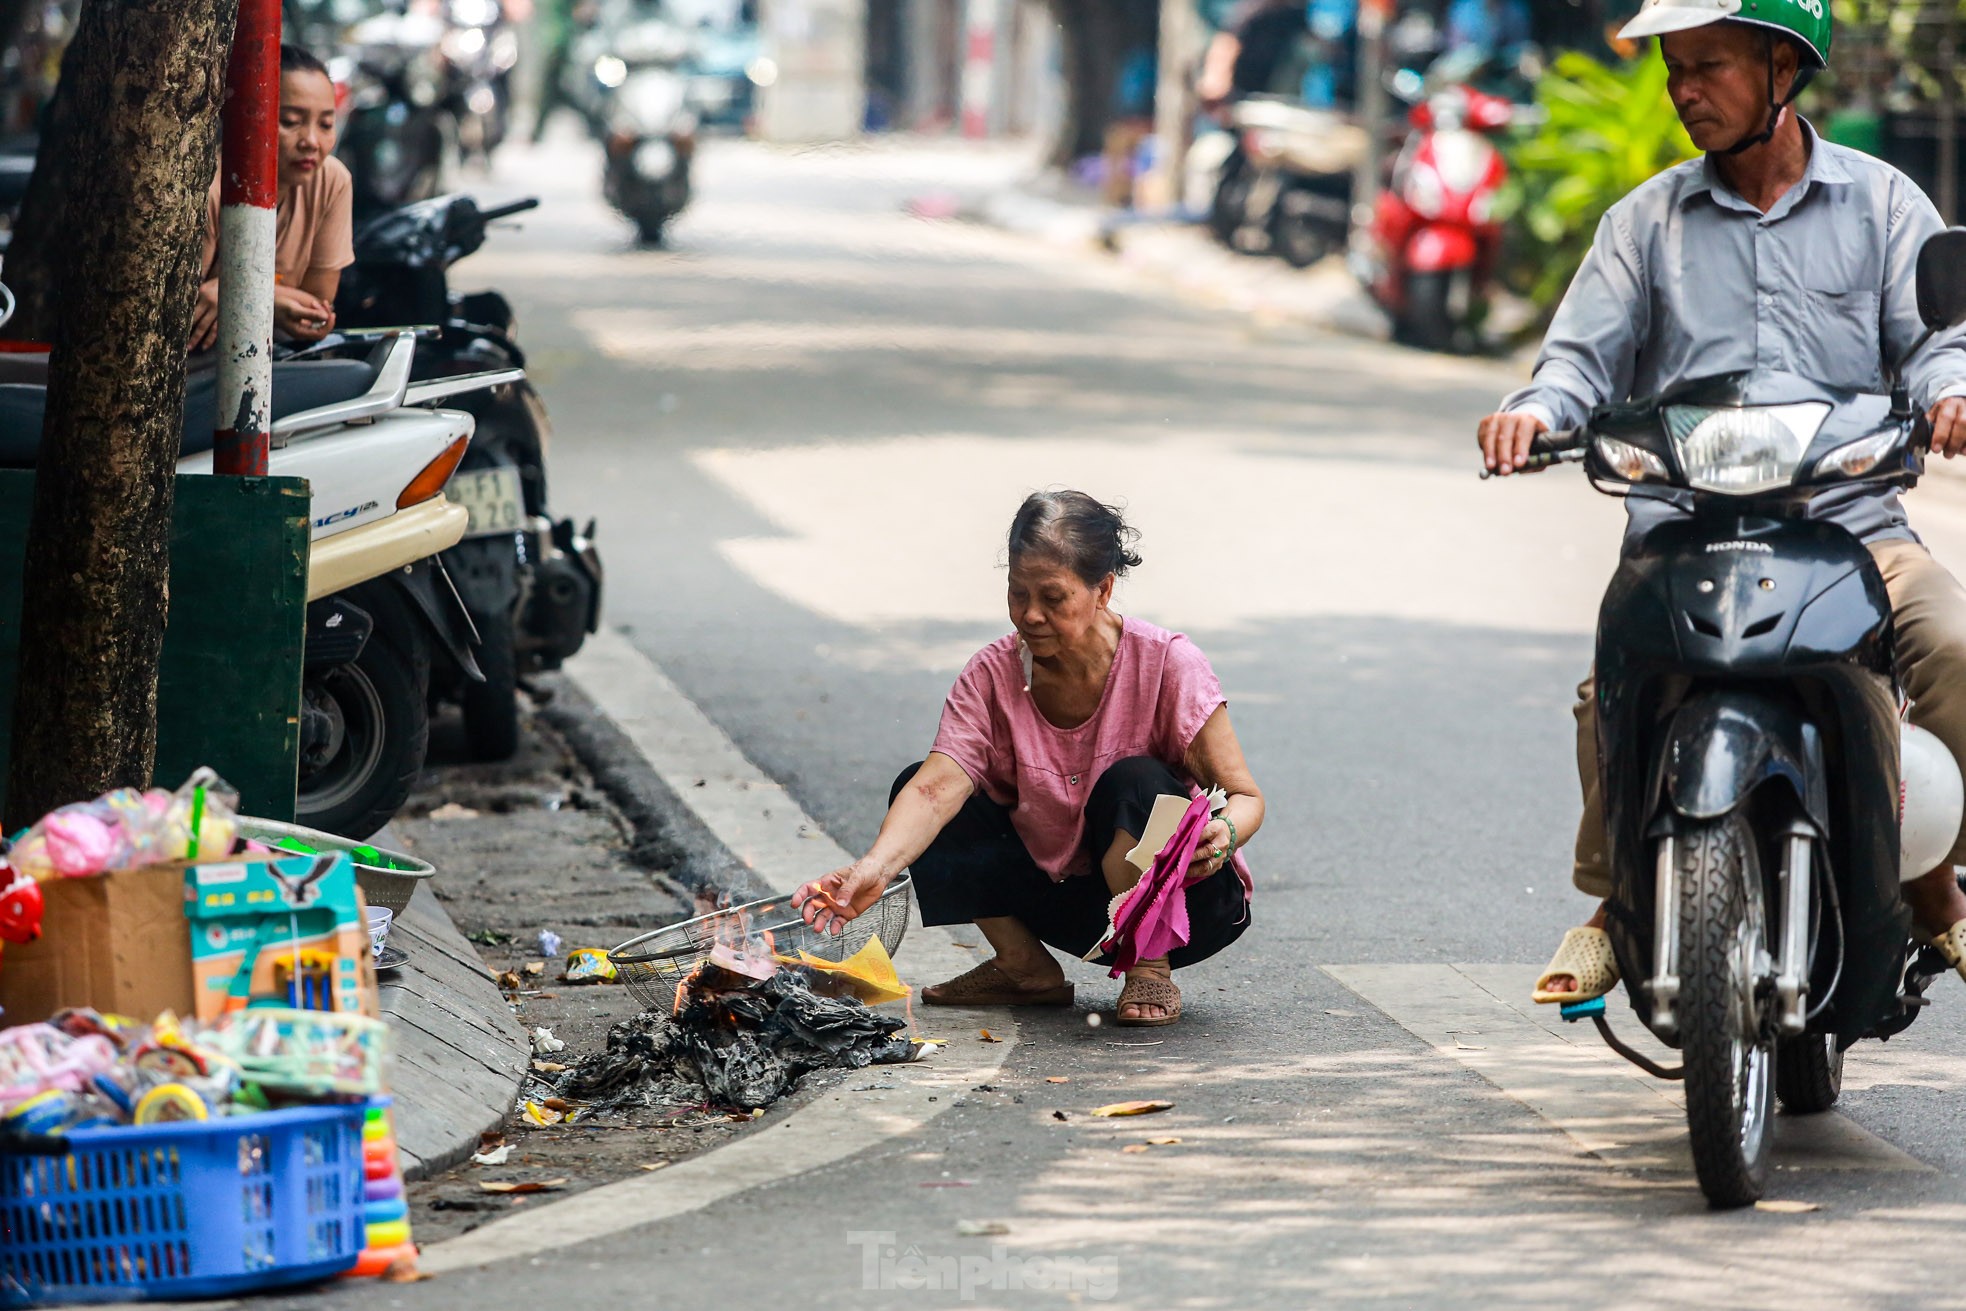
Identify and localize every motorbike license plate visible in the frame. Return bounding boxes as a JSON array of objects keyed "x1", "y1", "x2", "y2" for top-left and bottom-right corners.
[{"x1": 449, "y1": 466, "x2": 526, "y2": 538}]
